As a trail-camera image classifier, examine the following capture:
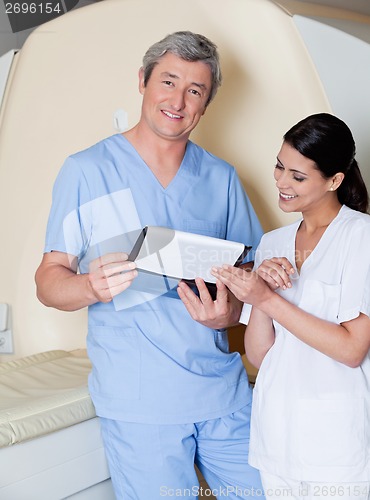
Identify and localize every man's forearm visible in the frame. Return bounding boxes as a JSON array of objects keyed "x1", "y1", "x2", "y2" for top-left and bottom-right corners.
[{"x1": 35, "y1": 264, "x2": 98, "y2": 311}]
